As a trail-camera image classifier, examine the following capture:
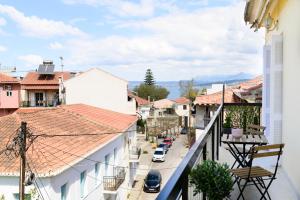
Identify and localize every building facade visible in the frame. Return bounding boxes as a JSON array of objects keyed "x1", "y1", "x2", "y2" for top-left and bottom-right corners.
[
  {"x1": 64, "y1": 68, "x2": 136, "y2": 115},
  {"x1": 244, "y1": 0, "x2": 300, "y2": 197},
  {"x1": 0, "y1": 104, "x2": 138, "y2": 200},
  {"x1": 0, "y1": 73, "x2": 20, "y2": 117}
]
